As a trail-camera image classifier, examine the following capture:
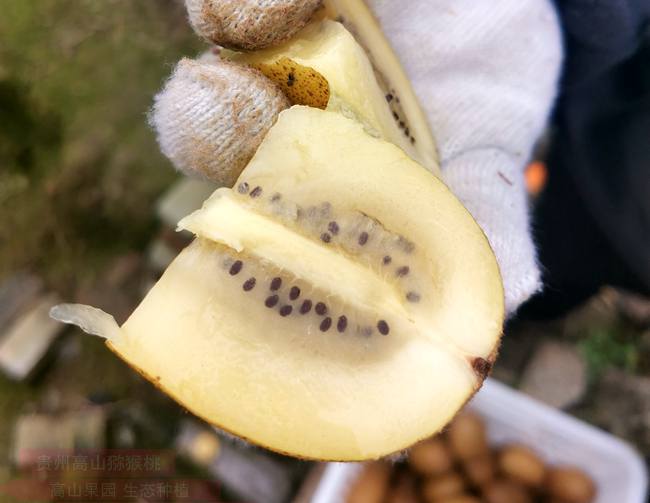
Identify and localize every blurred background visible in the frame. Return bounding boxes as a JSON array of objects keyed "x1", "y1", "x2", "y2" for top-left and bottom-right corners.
[{"x1": 0, "y1": 1, "x2": 649, "y2": 502}]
